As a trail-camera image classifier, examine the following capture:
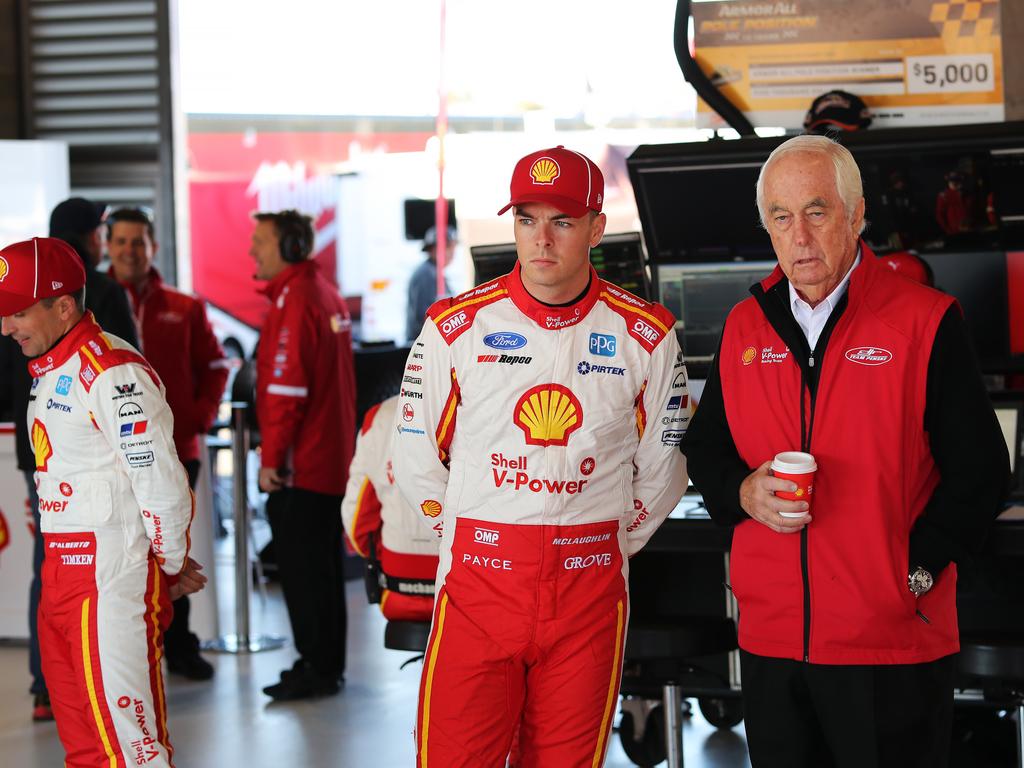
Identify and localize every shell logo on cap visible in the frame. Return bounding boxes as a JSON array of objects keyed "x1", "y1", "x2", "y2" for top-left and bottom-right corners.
[
  {"x1": 530, "y1": 157, "x2": 560, "y2": 185},
  {"x1": 741, "y1": 346, "x2": 757, "y2": 366},
  {"x1": 32, "y1": 420, "x2": 52, "y2": 472},
  {"x1": 514, "y1": 384, "x2": 582, "y2": 447},
  {"x1": 420, "y1": 499, "x2": 442, "y2": 518},
  {"x1": 0, "y1": 256, "x2": 9, "y2": 283}
]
